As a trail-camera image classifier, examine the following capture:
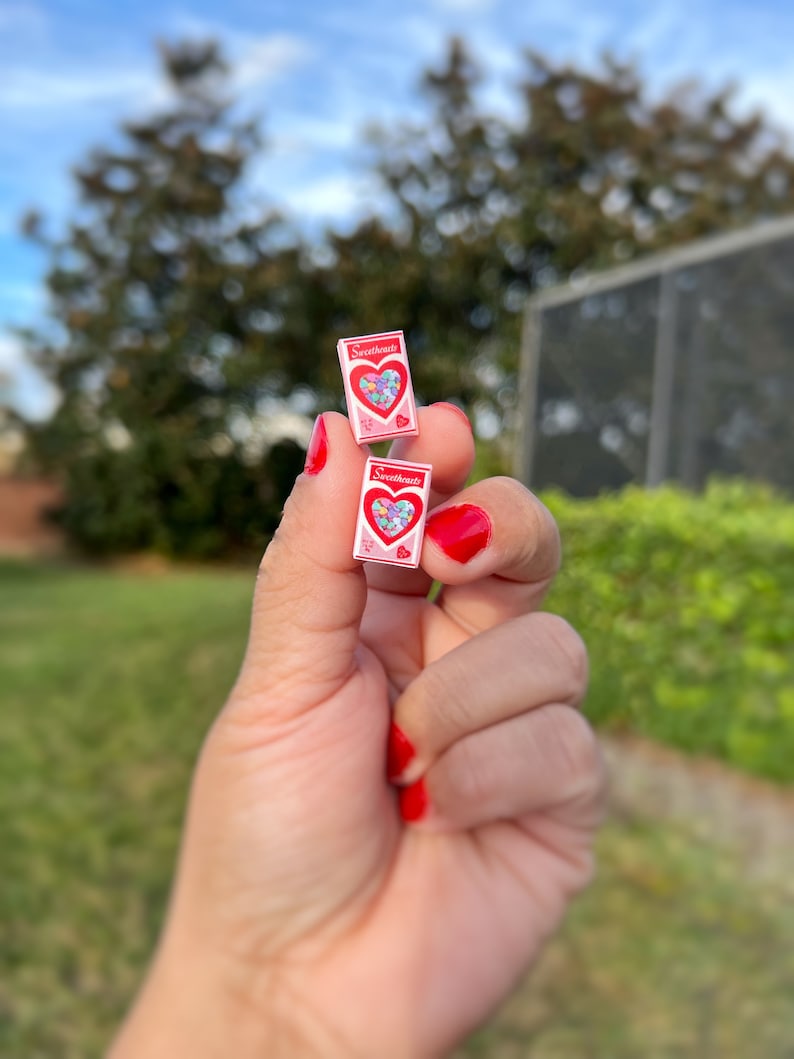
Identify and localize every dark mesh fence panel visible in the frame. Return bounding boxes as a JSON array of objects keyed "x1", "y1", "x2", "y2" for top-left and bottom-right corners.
[
  {"x1": 526, "y1": 226, "x2": 794, "y2": 496},
  {"x1": 531, "y1": 276, "x2": 659, "y2": 495},
  {"x1": 668, "y1": 237, "x2": 794, "y2": 492}
]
